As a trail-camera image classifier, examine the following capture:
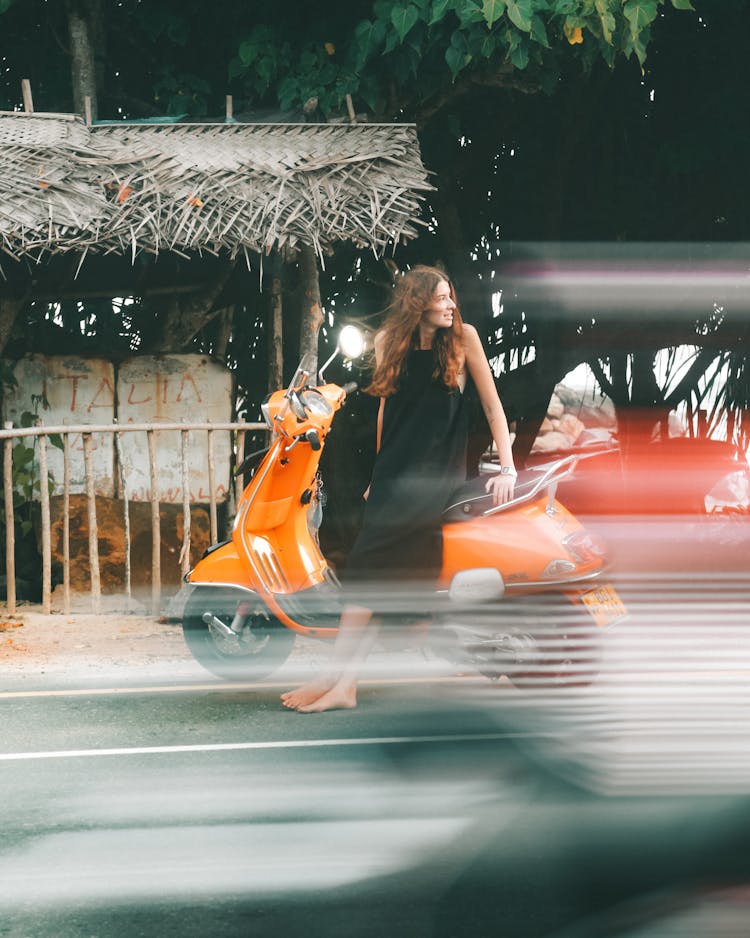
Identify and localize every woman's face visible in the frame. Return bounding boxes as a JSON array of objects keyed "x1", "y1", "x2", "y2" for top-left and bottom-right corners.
[{"x1": 421, "y1": 279, "x2": 456, "y2": 331}]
